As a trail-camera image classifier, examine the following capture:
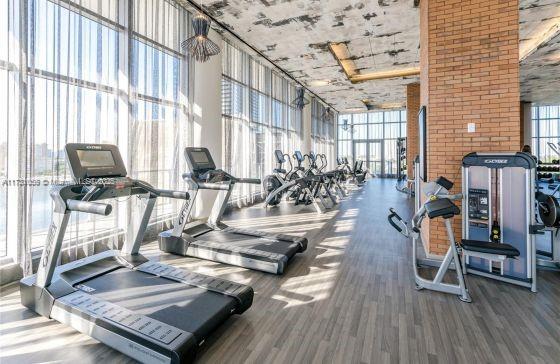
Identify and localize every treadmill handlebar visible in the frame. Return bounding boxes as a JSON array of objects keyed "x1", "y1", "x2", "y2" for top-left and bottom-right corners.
[
  {"x1": 156, "y1": 189, "x2": 190, "y2": 200},
  {"x1": 67, "y1": 200, "x2": 112, "y2": 216},
  {"x1": 135, "y1": 180, "x2": 190, "y2": 200},
  {"x1": 197, "y1": 182, "x2": 231, "y2": 191},
  {"x1": 237, "y1": 178, "x2": 261, "y2": 184}
]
